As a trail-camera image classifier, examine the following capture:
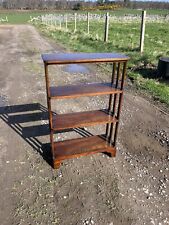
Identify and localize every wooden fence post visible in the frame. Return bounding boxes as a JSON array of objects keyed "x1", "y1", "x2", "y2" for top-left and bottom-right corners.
[
  {"x1": 74, "y1": 13, "x2": 77, "y2": 32},
  {"x1": 87, "y1": 12, "x2": 89, "y2": 34},
  {"x1": 104, "y1": 12, "x2": 109, "y2": 42},
  {"x1": 65, "y1": 14, "x2": 68, "y2": 31},
  {"x1": 59, "y1": 16, "x2": 62, "y2": 29},
  {"x1": 54, "y1": 16, "x2": 57, "y2": 26},
  {"x1": 50, "y1": 15, "x2": 53, "y2": 25},
  {"x1": 140, "y1": 10, "x2": 146, "y2": 53}
]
